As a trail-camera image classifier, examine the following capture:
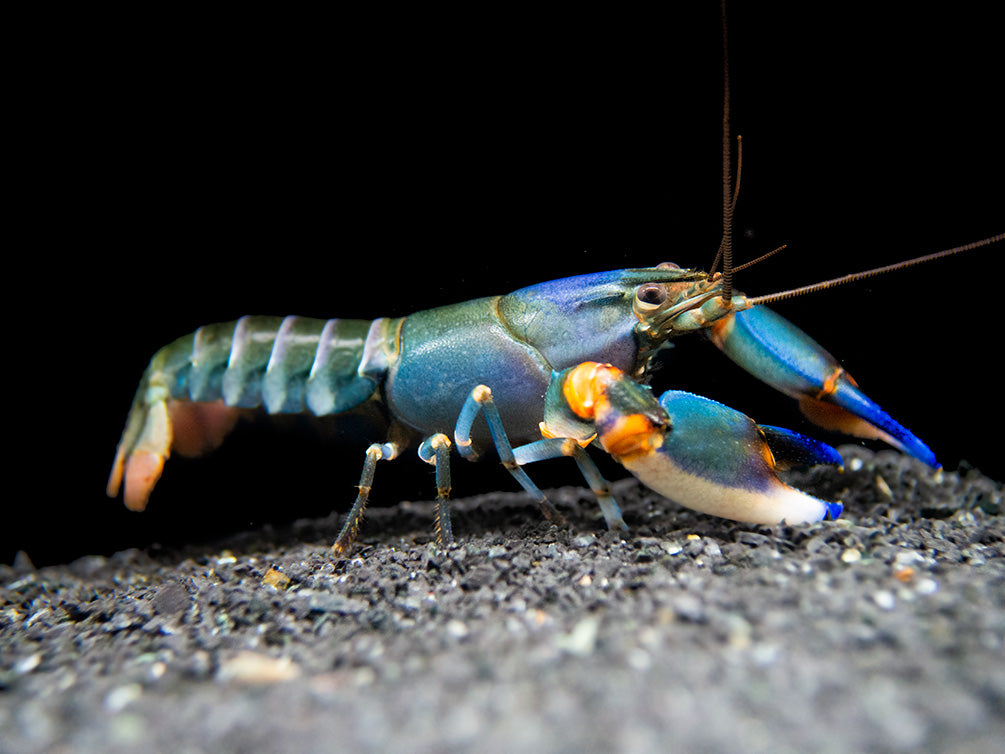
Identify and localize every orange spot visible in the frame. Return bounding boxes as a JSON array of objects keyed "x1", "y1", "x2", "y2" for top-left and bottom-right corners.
[
  {"x1": 563, "y1": 362, "x2": 623, "y2": 419},
  {"x1": 761, "y1": 440, "x2": 777, "y2": 472},
  {"x1": 539, "y1": 421, "x2": 558, "y2": 439},
  {"x1": 707, "y1": 313, "x2": 735, "y2": 350},
  {"x1": 600, "y1": 413, "x2": 662, "y2": 459},
  {"x1": 817, "y1": 366, "x2": 845, "y2": 399},
  {"x1": 894, "y1": 567, "x2": 915, "y2": 583}
]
